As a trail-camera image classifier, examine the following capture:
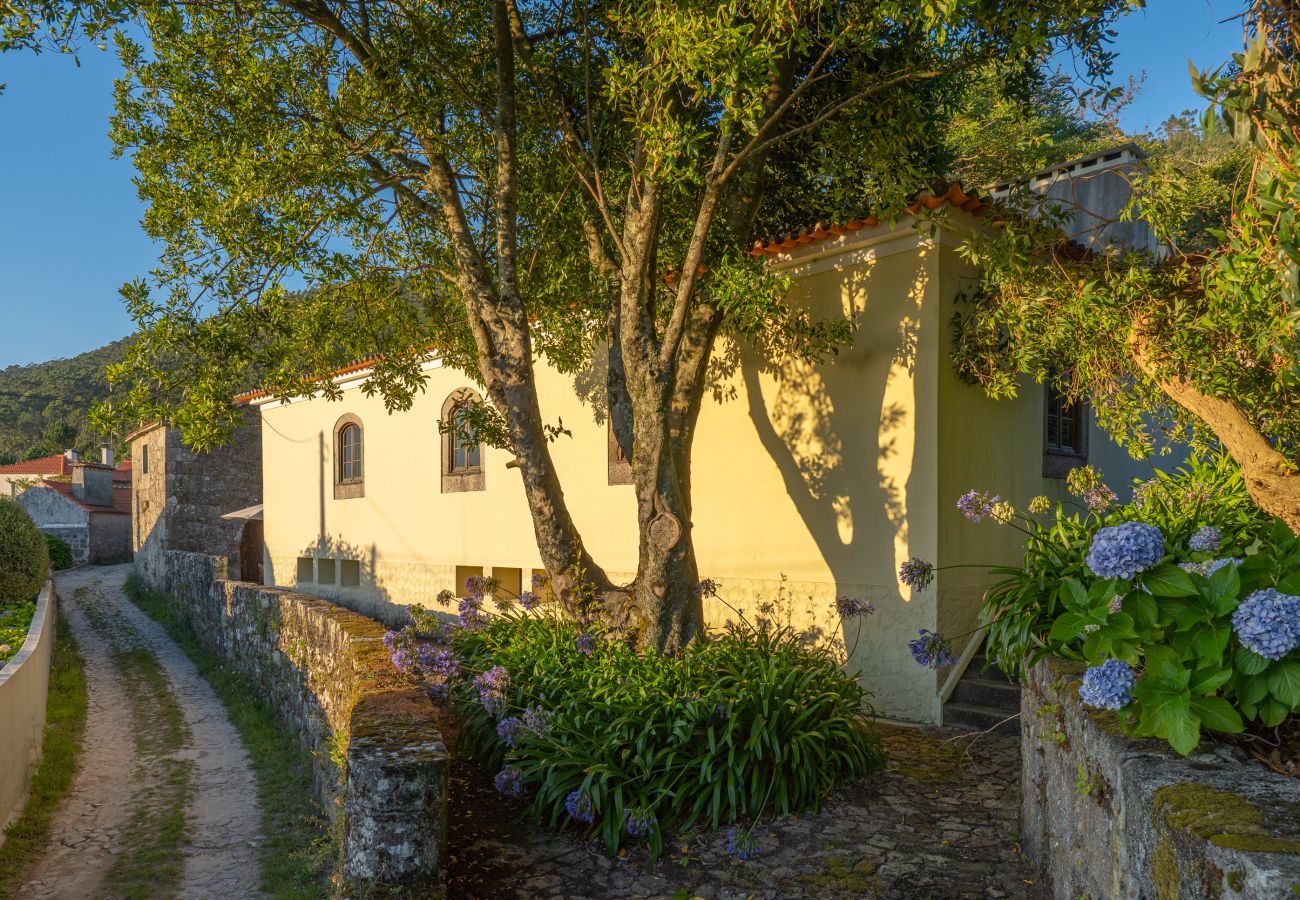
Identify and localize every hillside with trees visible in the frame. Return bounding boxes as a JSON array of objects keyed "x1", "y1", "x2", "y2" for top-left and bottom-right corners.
[{"x1": 0, "y1": 336, "x2": 133, "y2": 465}]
